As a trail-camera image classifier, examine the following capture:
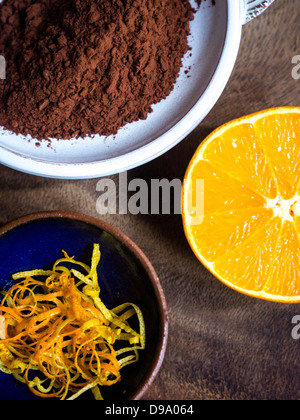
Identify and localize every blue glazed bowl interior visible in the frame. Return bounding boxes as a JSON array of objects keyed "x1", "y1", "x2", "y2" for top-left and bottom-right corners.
[{"x1": 0, "y1": 216, "x2": 165, "y2": 400}]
